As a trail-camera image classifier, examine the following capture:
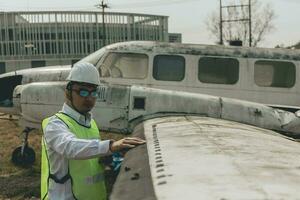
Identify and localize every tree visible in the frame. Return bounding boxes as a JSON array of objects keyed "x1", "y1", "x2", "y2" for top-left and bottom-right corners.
[
  {"x1": 205, "y1": 0, "x2": 275, "y2": 47},
  {"x1": 288, "y1": 41, "x2": 300, "y2": 49}
]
